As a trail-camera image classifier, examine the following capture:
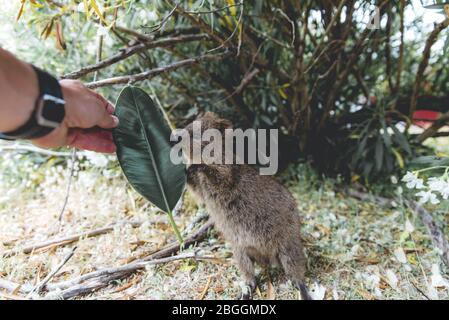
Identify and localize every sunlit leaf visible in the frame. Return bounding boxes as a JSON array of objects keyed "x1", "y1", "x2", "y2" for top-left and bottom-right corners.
[
  {"x1": 90, "y1": 0, "x2": 109, "y2": 26},
  {"x1": 227, "y1": 0, "x2": 237, "y2": 16},
  {"x1": 392, "y1": 148, "x2": 404, "y2": 168},
  {"x1": 16, "y1": 1, "x2": 26, "y2": 21}
]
